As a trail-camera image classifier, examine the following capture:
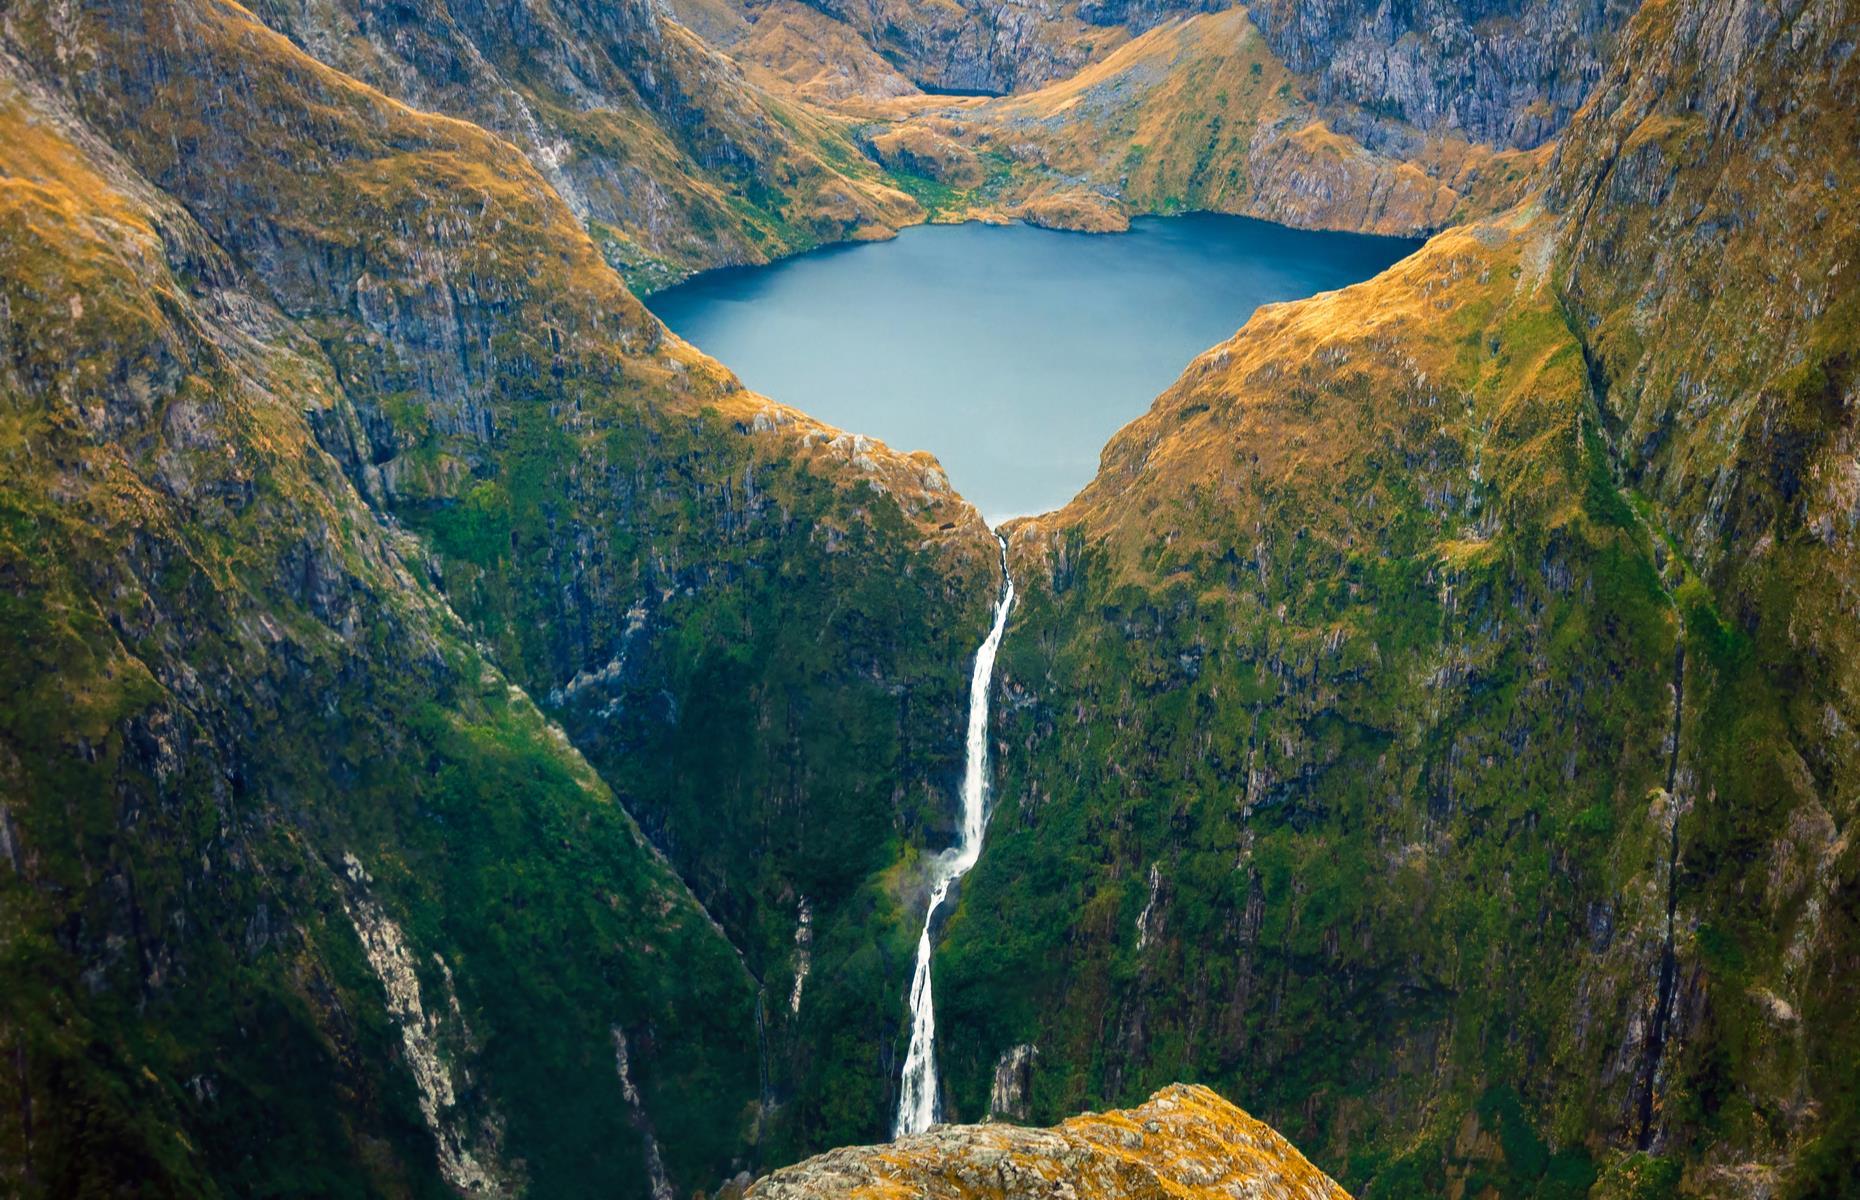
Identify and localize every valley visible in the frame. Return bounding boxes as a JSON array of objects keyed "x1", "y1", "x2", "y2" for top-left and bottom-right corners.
[{"x1": 1, "y1": 0, "x2": 1856, "y2": 1196}]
